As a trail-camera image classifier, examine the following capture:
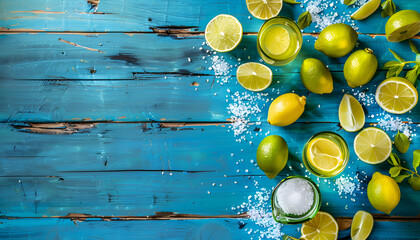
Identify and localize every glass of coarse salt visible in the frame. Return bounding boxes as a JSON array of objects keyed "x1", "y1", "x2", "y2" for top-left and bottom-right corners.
[{"x1": 271, "y1": 175, "x2": 321, "y2": 224}]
